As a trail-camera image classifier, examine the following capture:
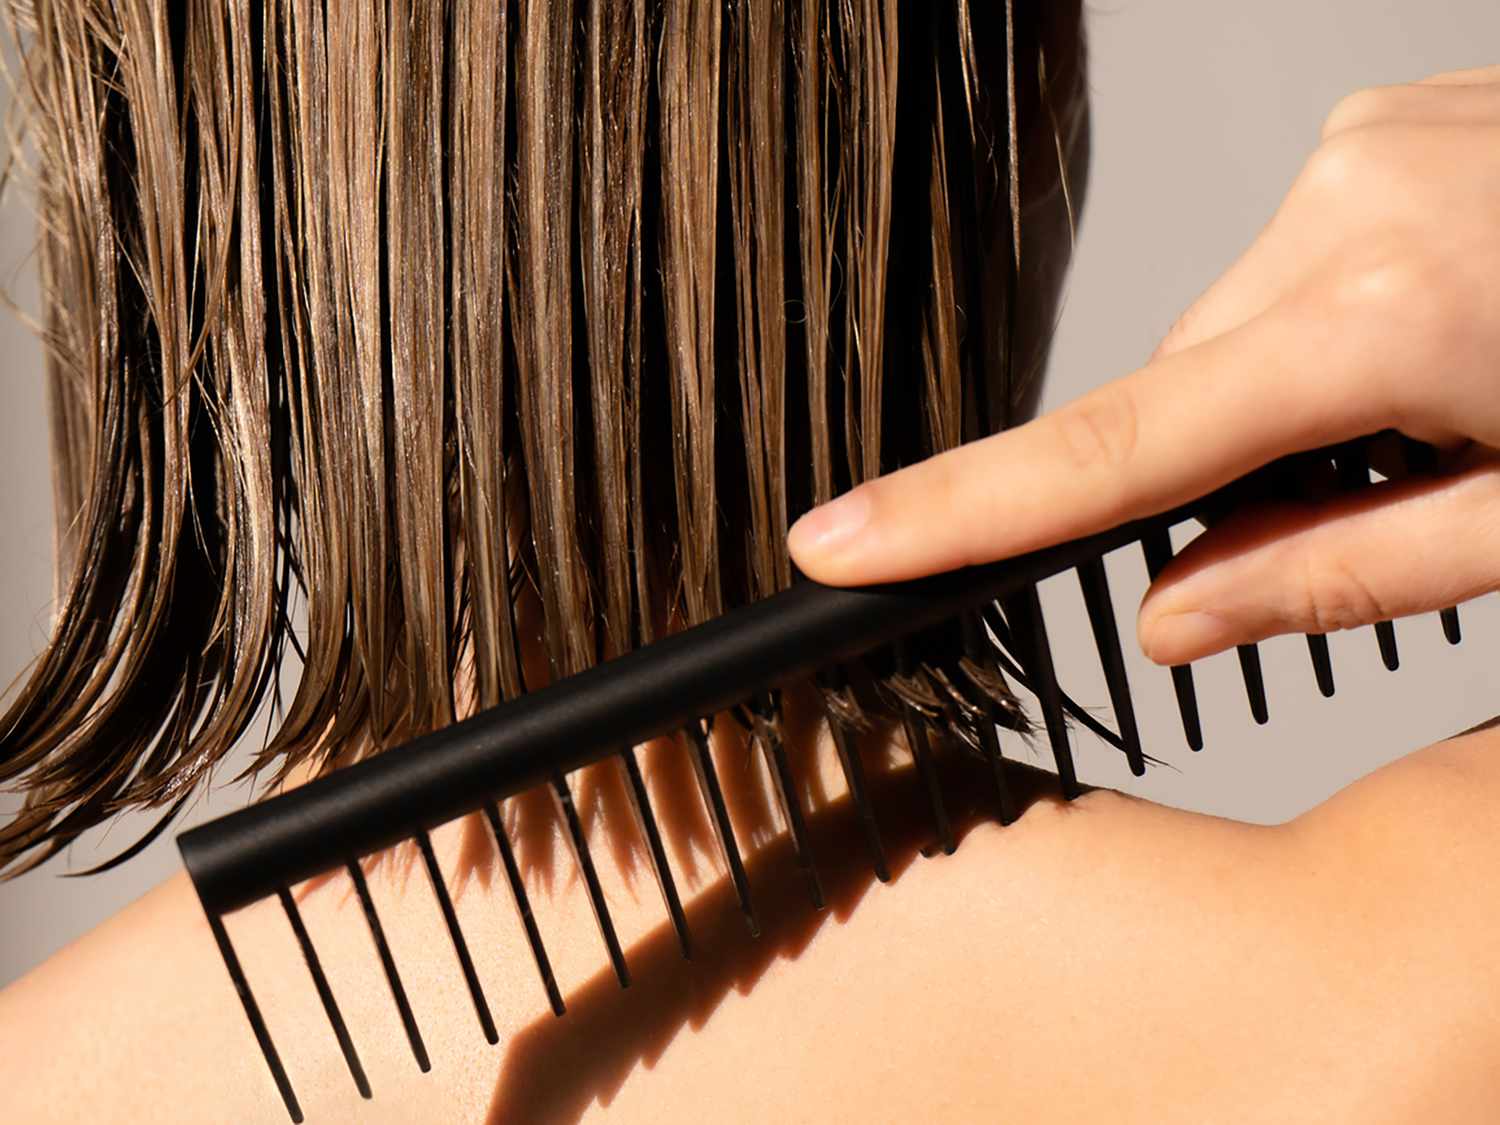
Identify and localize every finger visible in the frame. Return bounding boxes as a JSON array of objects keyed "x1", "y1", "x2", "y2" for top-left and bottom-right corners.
[
  {"x1": 1321, "y1": 83, "x2": 1500, "y2": 139},
  {"x1": 1152, "y1": 201, "x2": 1324, "y2": 361},
  {"x1": 1161, "y1": 101, "x2": 1500, "y2": 363},
  {"x1": 1416, "y1": 65, "x2": 1500, "y2": 86},
  {"x1": 787, "y1": 301, "x2": 1413, "y2": 586},
  {"x1": 1136, "y1": 460, "x2": 1500, "y2": 664}
]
